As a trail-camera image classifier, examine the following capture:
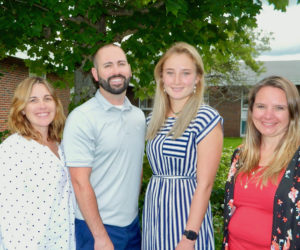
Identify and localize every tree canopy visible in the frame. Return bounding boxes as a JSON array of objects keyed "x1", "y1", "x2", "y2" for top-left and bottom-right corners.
[{"x1": 0, "y1": 0, "x2": 294, "y2": 103}]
